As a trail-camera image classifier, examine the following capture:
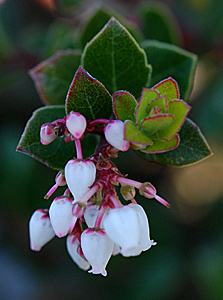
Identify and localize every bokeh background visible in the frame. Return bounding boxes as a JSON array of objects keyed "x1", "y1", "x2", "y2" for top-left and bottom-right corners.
[{"x1": 0, "y1": 0, "x2": 223, "y2": 299}]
